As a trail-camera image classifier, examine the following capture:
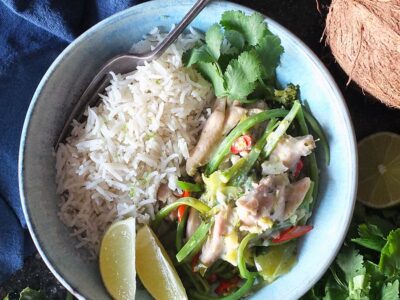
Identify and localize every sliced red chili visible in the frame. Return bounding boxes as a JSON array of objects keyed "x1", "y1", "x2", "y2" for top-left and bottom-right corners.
[
  {"x1": 207, "y1": 273, "x2": 218, "y2": 284},
  {"x1": 293, "y1": 159, "x2": 304, "y2": 177},
  {"x1": 177, "y1": 205, "x2": 187, "y2": 223},
  {"x1": 181, "y1": 190, "x2": 191, "y2": 198},
  {"x1": 230, "y1": 134, "x2": 252, "y2": 154},
  {"x1": 215, "y1": 276, "x2": 240, "y2": 295},
  {"x1": 272, "y1": 225, "x2": 313, "y2": 243}
]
